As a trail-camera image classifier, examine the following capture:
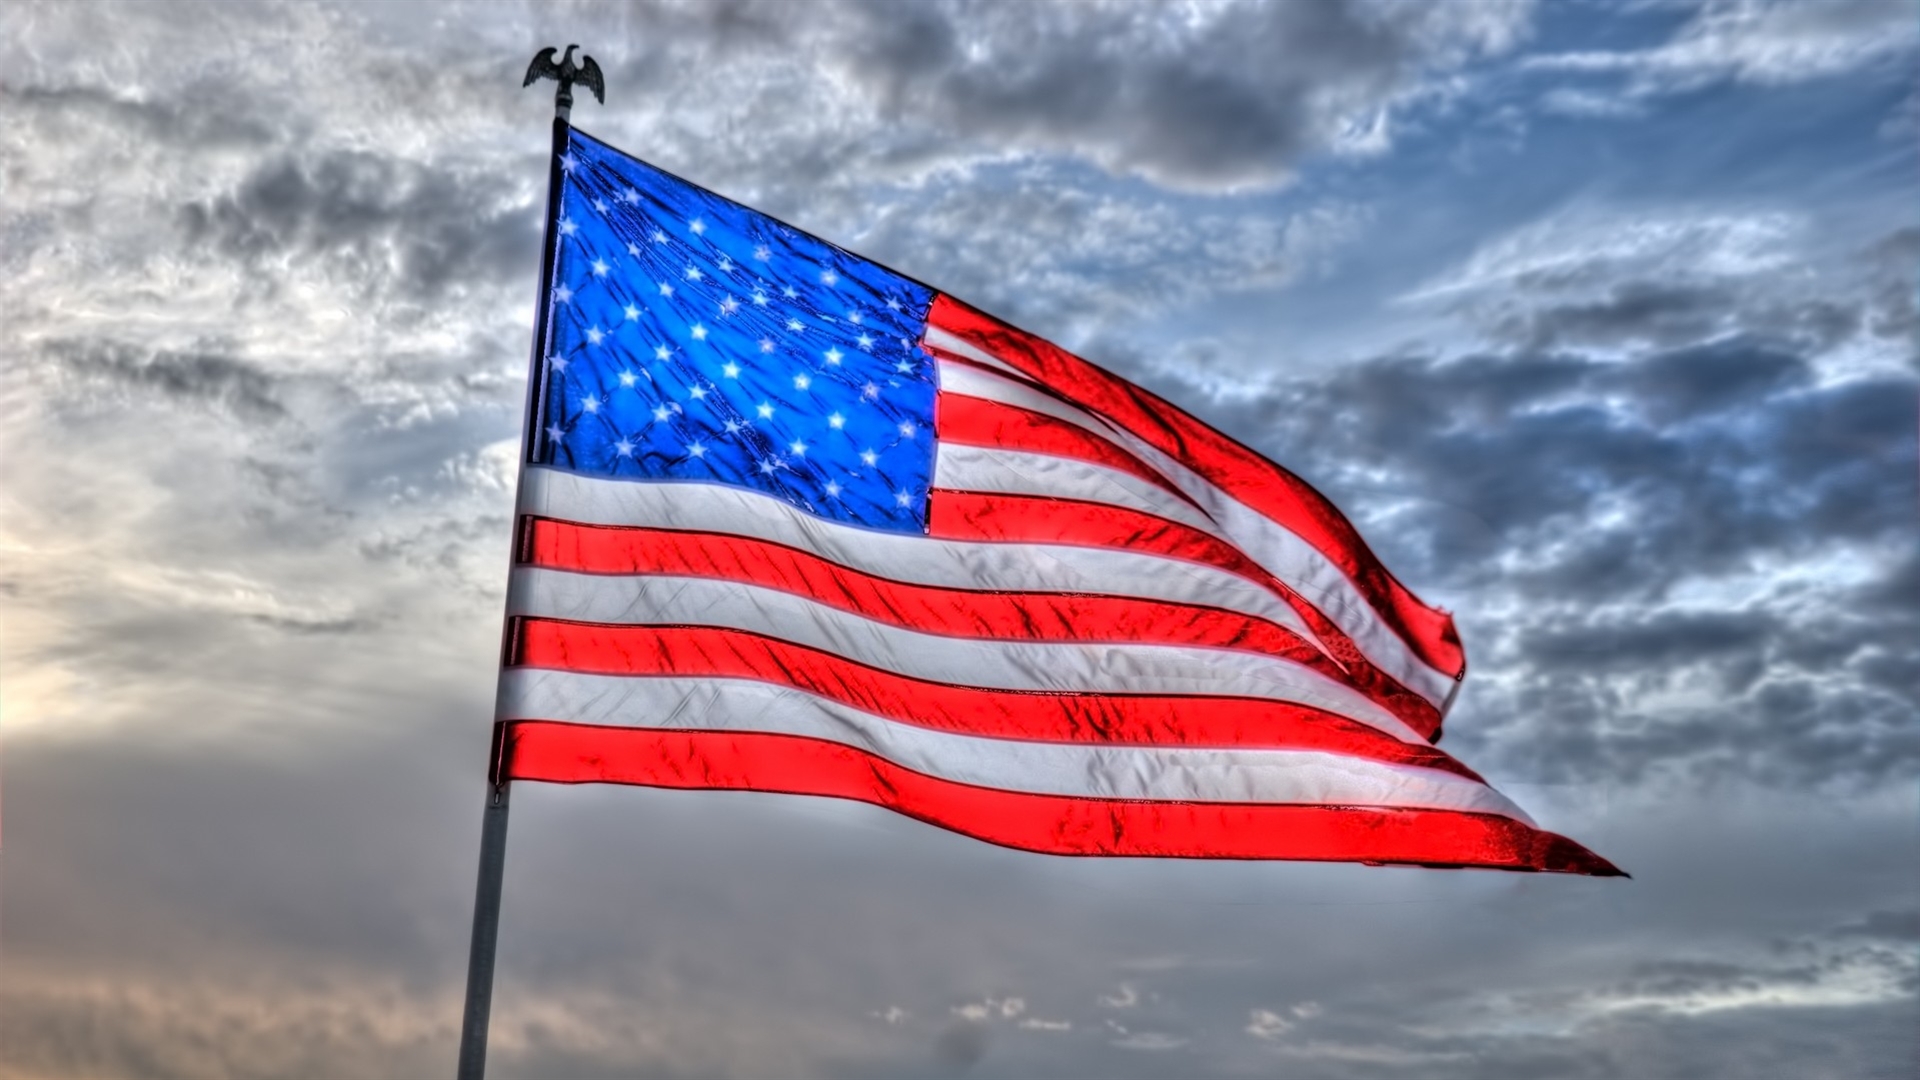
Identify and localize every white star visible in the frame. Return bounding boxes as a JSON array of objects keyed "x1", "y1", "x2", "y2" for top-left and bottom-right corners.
[
  {"x1": 895, "y1": 359, "x2": 914, "y2": 373},
  {"x1": 592, "y1": 258, "x2": 609, "y2": 276},
  {"x1": 789, "y1": 439, "x2": 807, "y2": 456},
  {"x1": 861, "y1": 382, "x2": 880, "y2": 400},
  {"x1": 757, "y1": 402, "x2": 775, "y2": 419},
  {"x1": 654, "y1": 344, "x2": 671, "y2": 361},
  {"x1": 782, "y1": 285, "x2": 799, "y2": 299},
  {"x1": 549, "y1": 354, "x2": 569, "y2": 371},
  {"x1": 624, "y1": 304, "x2": 641, "y2": 321},
  {"x1": 895, "y1": 490, "x2": 912, "y2": 508},
  {"x1": 685, "y1": 266, "x2": 704, "y2": 281},
  {"x1": 856, "y1": 333, "x2": 873, "y2": 350},
  {"x1": 687, "y1": 441, "x2": 707, "y2": 458},
  {"x1": 759, "y1": 459, "x2": 779, "y2": 475},
  {"x1": 689, "y1": 385, "x2": 708, "y2": 400},
  {"x1": 627, "y1": 242, "x2": 640, "y2": 257},
  {"x1": 820, "y1": 269, "x2": 838, "y2": 286},
  {"x1": 586, "y1": 326, "x2": 605, "y2": 345},
  {"x1": 621, "y1": 187, "x2": 640, "y2": 204},
  {"x1": 652, "y1": 228, "x2": 668, "y2": 244},
  {"x1": 759, "y1": 338, "x2": 776, "y2": 353},
  {"x1": 717, "y1": 256, "x2": 734, "y2": 273},
  {"x1": 754, "y1": 244, "x2": 772, "y2": 261},
  {"x1": 658, "y1": 282, "x2": 675, "y2": 297},
  {"x1": 618, "y1": 370, "x2": 638, "y2": 387},
  {"x1": 886, "y1": 297, "x2": 902, "y2": 311},
  {"x1": 554, "y1": 283, "x2": 573, "y2": 303},
  {"x1": 558, "y1": 217, "x2": 577, "y2": 237},
  {"x1": 899, "y1": 421, "x2": 916, "y2": 438},
  {"x1": 793, "y1": 374, "x2": 811, "y2": 390},
  {"x1": 751, "y1": 290, "x2": 769, "y2": 306},
  {"x1": 860, "y1": 449, "x2": 878, "y2": 466},
  {"x1": 546, "y1": 423, "x2": 566, "y2": 442},
  {"x1": 582, "y1": 395, "x2": 601, "y2": 413},
  {"x1": 691, "y1": 324, "x2": 708, "y2": 340},
  {"x1": 824, "y1": 347, "x2": 843, "y2": 366},
  {"x1": 824, "y1": 481, "x2": 841, "y2": 497},
  {"x1": 722, "y1": 362, "x2": 741, "y2": 378},
  {"x1": 592, "y1": 197, "x2": 609, "y2": 214},
  {"x1": 786, "y1": 317, "x2": 804, "y2": 331},
  {"x1": 653, "y1": 405, "x2": 672, "y2": 422},
  {"x1": 847, "y1": 311, "x2": 863, "y2": 325},
  {"x1": 724, "y1": 419, "x2": 744, "y2": 434},
  {"x1": 690, "y1": 218, "x2": 707, "y2": 235},
  {"x1": 828, "y1": 412, "x2": 845, "y2": 429},
  {"x1": 560, "y1": 153, "x2": 578, "y2": 172},
  {"x1": 615, "y1": 439, "x2": 634, "y2": 457},
  {"x1": 719, "y1": 295, "x2": 741, "y2": 315}
]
